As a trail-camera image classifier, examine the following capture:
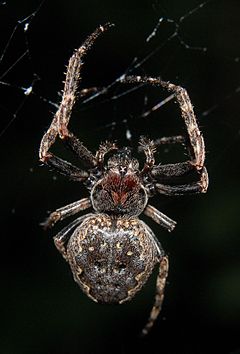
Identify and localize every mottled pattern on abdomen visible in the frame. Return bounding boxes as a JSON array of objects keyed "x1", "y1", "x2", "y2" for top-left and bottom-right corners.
[{"x1": 67, "y1": 213, "x2": 158, "y2": 304}]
